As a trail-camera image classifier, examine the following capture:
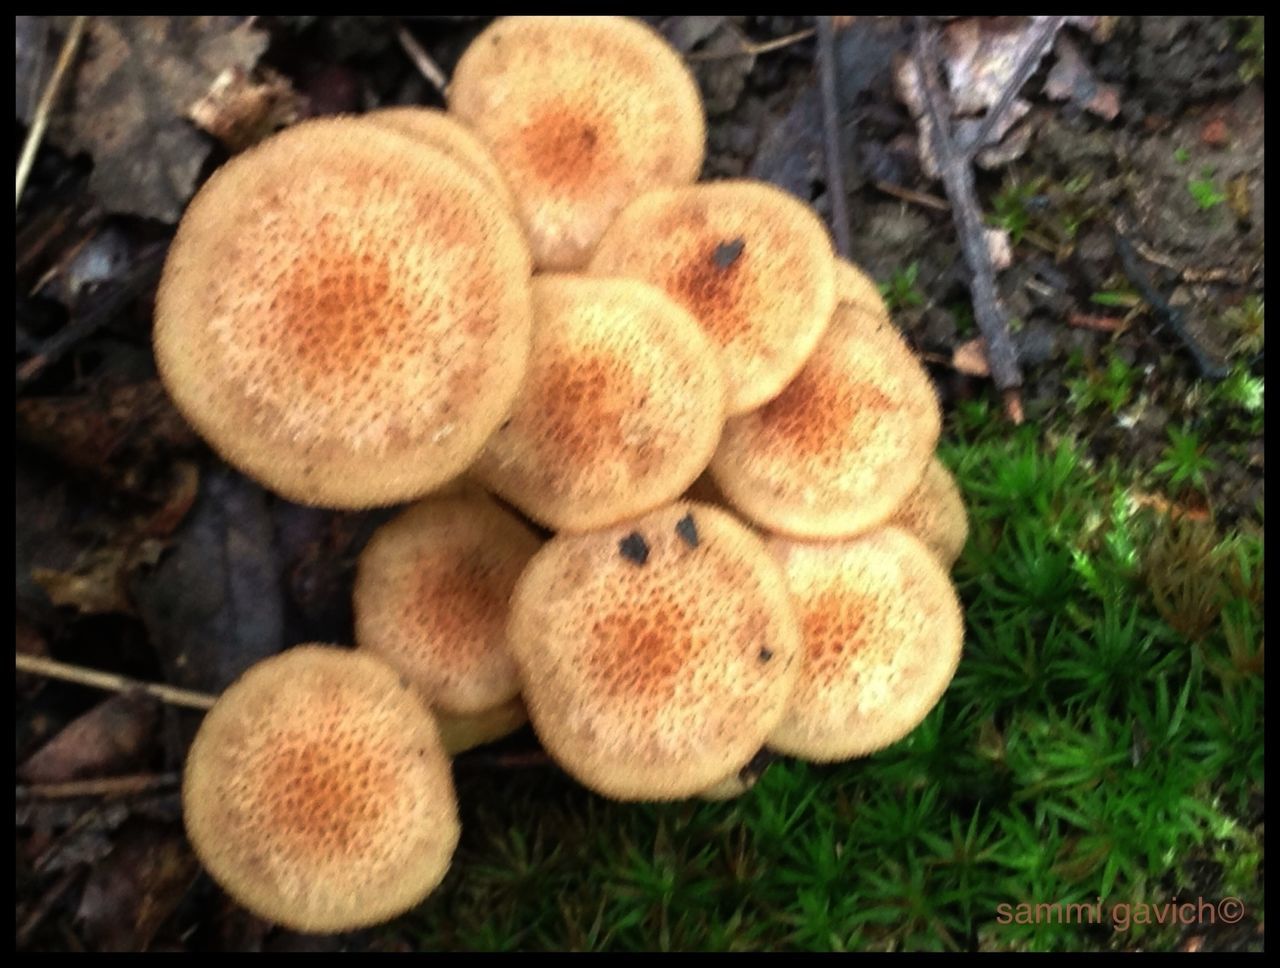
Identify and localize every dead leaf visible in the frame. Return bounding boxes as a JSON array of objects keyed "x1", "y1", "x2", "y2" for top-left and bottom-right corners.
[
  {"x1": 132, "y1": 467, "x2": 285, "y2": 696},
  {"x1": 50, "y1": 17, "x2": 269, "y2": 222},
  {"x1": 187, "y1": 66, "x2": 302, "y2": 152},
  {"x1": 1043, "y1": 32, "x2": 1120, "y2": 121},
  {"x1": 76, "y1": 823, "x2": 198, "y2": 952},
  {"x1": 32, "y1": 542, "x2": 162, "y2": 615},
  {"x1": 658, "y1": 15, "x2": 727, "y2": 54},
  {"x1": 749, "y1": 85, "x2": 824, "y2": 198},
  {"x1": 19, "y1": 693, "x2": 160, "y2": 785},
  {"x1": 952, "y1": 337, "x2": 991, "y2": 376},
  {"x1": 1227, "y1": 174, "x2": 1252, "y2": 221},
  {"x1": 941, "y1": 17, "x2": 1056, "y2": 116}
]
